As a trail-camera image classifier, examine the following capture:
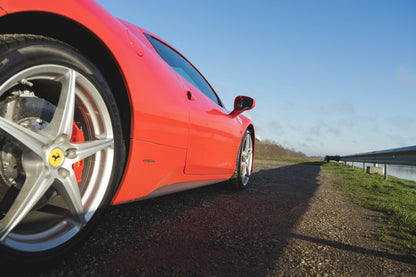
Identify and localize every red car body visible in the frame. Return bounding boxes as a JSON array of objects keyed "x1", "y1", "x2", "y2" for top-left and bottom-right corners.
[
  {"x1": 0, "y1": 0, "x2": 254, "y2": 204},
  {"x1": 0, "y1": 0, "x2": 255, "y2": 263}
]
